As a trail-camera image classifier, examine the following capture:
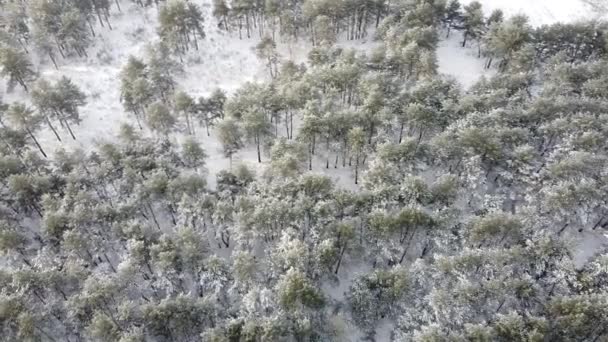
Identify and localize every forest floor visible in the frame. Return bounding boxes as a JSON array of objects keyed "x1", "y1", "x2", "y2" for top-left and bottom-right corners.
[
  {"x1": 463, "y1": 0, "x2": 606, "y2": 26},
  {"x1": 1, "y1": 1, "x2": 608, "y2": 340},
  {"x1": 2, "y1": 0, "x2": 603, "y2": 187}
]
